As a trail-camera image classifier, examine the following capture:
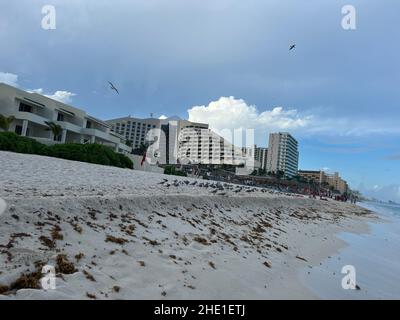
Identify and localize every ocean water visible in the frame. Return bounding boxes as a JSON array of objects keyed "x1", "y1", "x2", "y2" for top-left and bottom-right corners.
[
  {"x1": 299, "y1": 201, "x2": 400, "y2": 300},
  {"x1": 361, "y1": 201, "x2": 400, "y2": 220}
]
